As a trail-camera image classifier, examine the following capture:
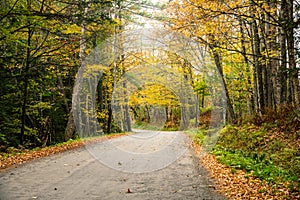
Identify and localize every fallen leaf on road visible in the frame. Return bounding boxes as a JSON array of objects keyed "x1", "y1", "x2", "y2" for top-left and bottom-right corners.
[
  {"x1": 127, "y1": 188, "x2": 132, "y2": 193},
  {"x1": 208, "y1": 185, "x2": 216, "y2": 189}
]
